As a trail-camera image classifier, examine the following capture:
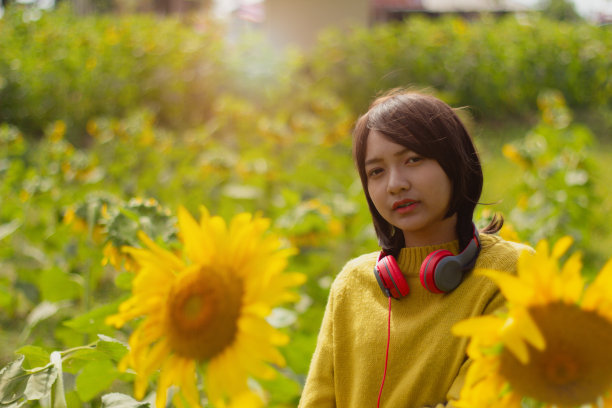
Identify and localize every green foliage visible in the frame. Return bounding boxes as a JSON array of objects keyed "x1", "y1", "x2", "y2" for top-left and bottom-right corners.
[
  {"x1": 0, "y1": 337, "x2": 129, "y2": 407},
  {"x1": 0, "y1": 5, "x2": 228, "y2": 139},
  {"x1": 303, "y1": 15, "x2": 612, "y2": 119},
  {"x1": 503, "y1": 90, "x2": 603, "y2": 273},
  {"x1": 100, "y1": 393, "x2": 150, "y2": 408},
  {"x1": 2, "y1": 7, "x2": 612, "y2": 144},
  {"x1": 538, "y1": 0, "x2": 583, "y2": 22}
]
